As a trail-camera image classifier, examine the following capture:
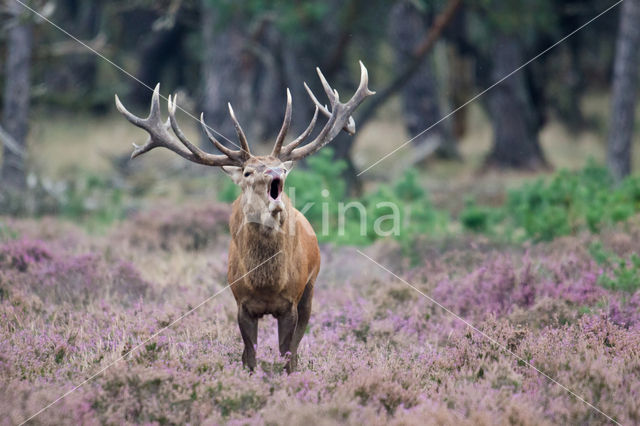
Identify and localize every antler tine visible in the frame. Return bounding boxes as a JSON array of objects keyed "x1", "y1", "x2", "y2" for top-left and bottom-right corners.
[
  {"x1": 227, "y1": 103, "x2": 251, "y2": 157},
  {"x1": 167, "y1": 94, "x2": 207, "y2": 158},
  {"x1": 271, "y1": 88, "x2": 292, "y2": 157},
  {"x1": 148, "y1": 83, "x2": 162, "y2": 120},
  {"x1": 200, "y1": 112, "x2": 243, "y2": 160},
  {"x1": 114, "y1": 84, "x2": 243, "y2": 167},
  {"x1": 304, "y1": 81, "x2": 356, "y2": 135},
  {"x1": 115, "y1": 93, "x2": 143, "y2": 128},
  {"x1": 115, "y1": 88, "x2": 171, "y2": 160},
  {"x1": 346, "y1": 60, "x2": 376, "y2": 110},
  {"x1": 281, "y1": 105, "x2": 318, "y2": 156},
  {"x1": 316, "y1": 67, "x2": 339, "y2": 108},
  {"x1": 280, "y1": 61, "x2": 375, "y2": 162}
]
